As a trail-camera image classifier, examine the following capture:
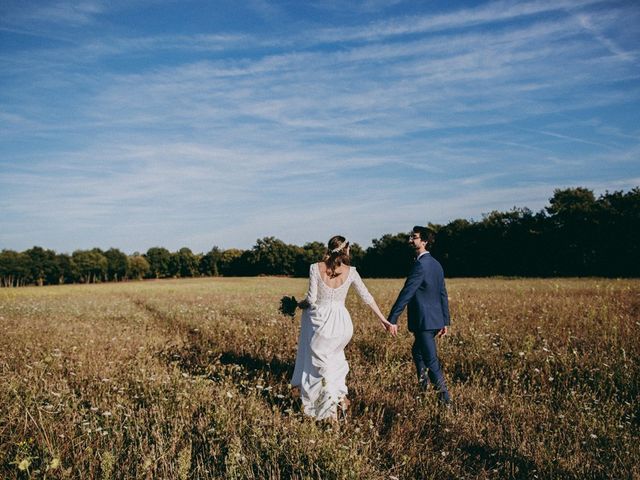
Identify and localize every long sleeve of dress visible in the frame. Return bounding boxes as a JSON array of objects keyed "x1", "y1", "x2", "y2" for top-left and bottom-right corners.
[
  {"x1": 303, "y1": 263, "x2": 318, "y2": 305},
  {"x1": 351, "y1": 268, "x2": 374, "y2": 305}
]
